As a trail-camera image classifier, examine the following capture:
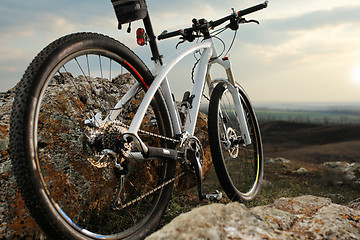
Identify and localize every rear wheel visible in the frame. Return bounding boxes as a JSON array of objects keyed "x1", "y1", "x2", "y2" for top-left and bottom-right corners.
[
  {"x1": 10, "y1": 33, "x2": 175, "y2": 239},
  {"x1": 208, "y1": 81, "x2": 263, "y2": 201}
]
